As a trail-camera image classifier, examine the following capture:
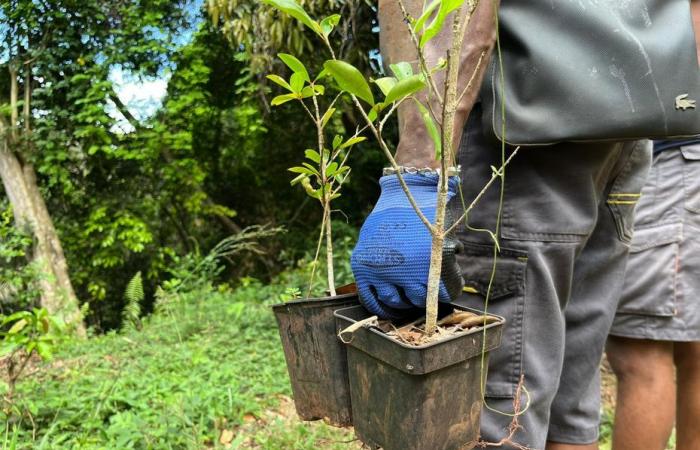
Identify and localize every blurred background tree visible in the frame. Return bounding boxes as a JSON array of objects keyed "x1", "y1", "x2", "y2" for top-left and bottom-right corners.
[{"x1": 0, "y1": 0, "x2": 388, "y2": 332}]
